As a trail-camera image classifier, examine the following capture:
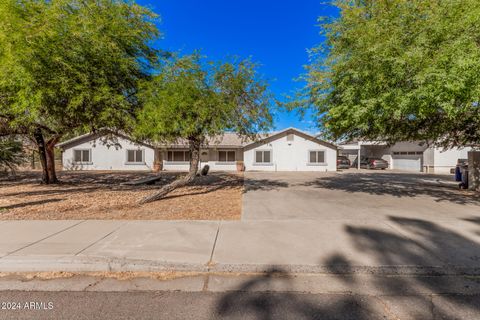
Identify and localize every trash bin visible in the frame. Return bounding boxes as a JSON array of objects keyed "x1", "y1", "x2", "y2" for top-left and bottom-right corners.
[
  {"x1": 455, "y1": 166, "x2": 462, "y2": 182},
  {"x1": 460, "y1": 167, "x2": 469, "y2": 189}
]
